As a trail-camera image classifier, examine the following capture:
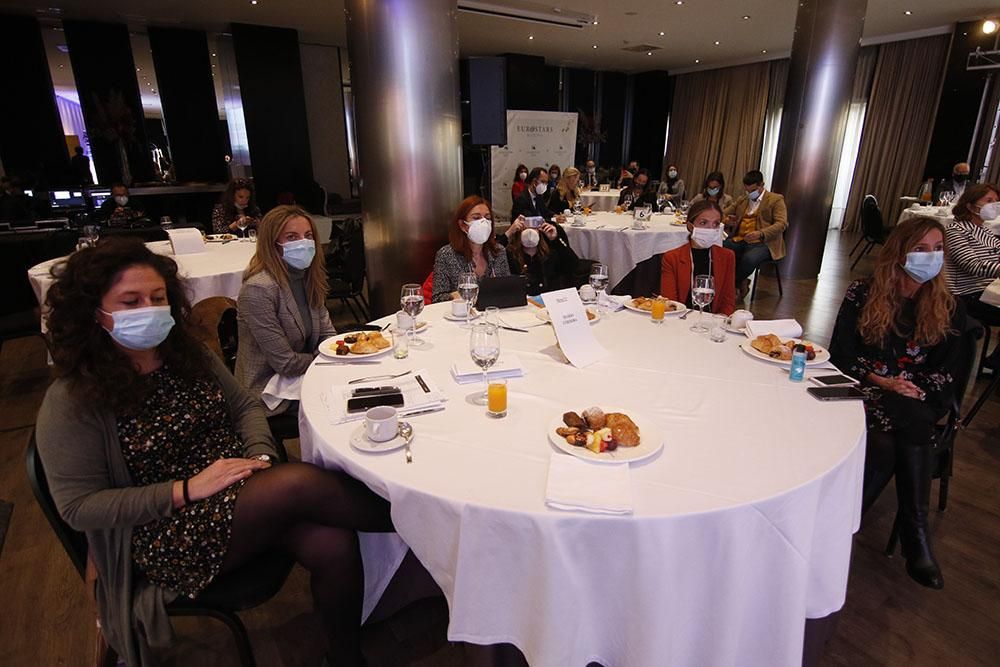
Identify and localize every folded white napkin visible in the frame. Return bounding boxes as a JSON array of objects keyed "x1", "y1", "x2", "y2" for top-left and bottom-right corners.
[
  {"x1": 545, "y1": 453, "x2": 633, "y2": 515},
  {"x1": 498, "y1": 310, "x2": 550, "y2": 329},
  {"x1": 327, "y1": 369, "x2": 446, "y2": 424},
  {"x1": 604, "y1": 294, "x2": 628, "y2": 311},
  {"x1": 451, "y1": 353, "x2": 525, "y2": 384},
  {"x1": 261, "y1": 373, "x2": 303, "y2": 411},
  {"x1": 746, "y1": 319, "x2": 804, "y2": 340},
  {"x1": 981, "y1": 278, "x2": 1000, "y2": 308}
]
